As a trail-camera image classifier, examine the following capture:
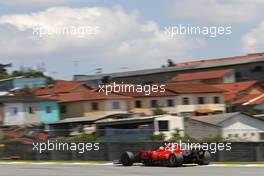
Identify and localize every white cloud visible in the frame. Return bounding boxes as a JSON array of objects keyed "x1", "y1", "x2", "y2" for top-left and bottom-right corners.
[
  {"x1": 168, "y1": 0, "x2": 264, "y2": 24},
  {"x1": 0, "y1": 6, "x2": 205, "y2": 71},
  {"x1": 243, "y1": 22, "x2": 264, "y2": 52},
  {"x1": 0, "y1": 0, "x2": 86, "y2": 7}
]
